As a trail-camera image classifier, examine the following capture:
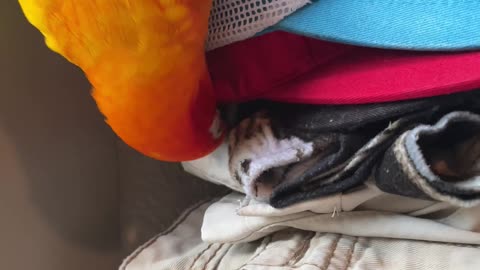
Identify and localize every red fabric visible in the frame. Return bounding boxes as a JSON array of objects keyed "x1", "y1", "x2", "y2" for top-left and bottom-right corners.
[{"x1": 207, "y1": 31, "x2": 480, "y2": 104}]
